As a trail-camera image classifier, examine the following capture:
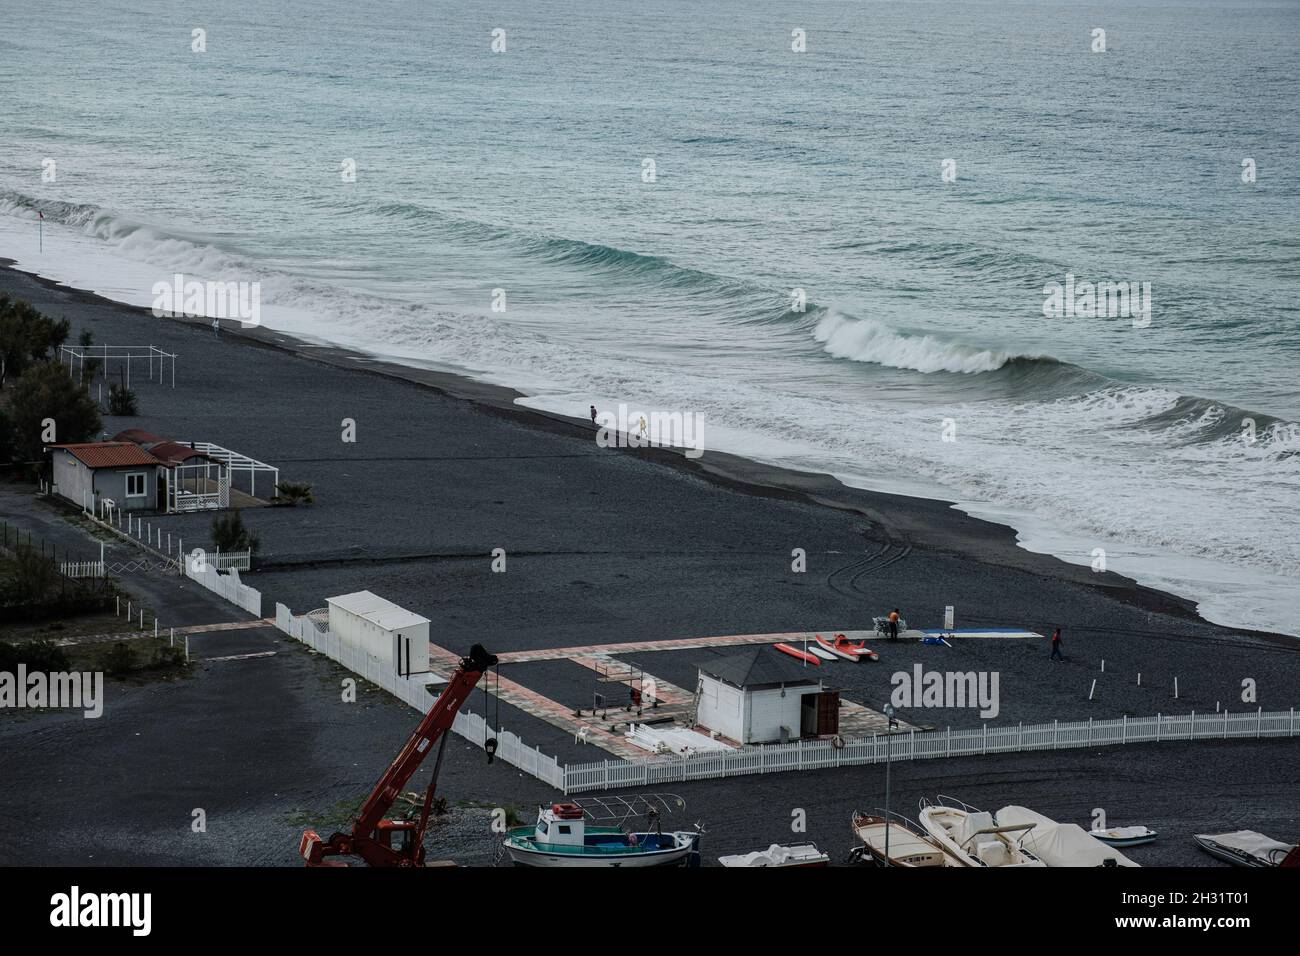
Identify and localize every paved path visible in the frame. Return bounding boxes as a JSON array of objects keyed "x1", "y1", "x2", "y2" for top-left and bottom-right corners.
[
  {"x1": 496, "y1": 629, "x2": 882, "y2": 663},
  {"x1": 426, "y1": 644, "x2": 646, "y2": 759}
]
